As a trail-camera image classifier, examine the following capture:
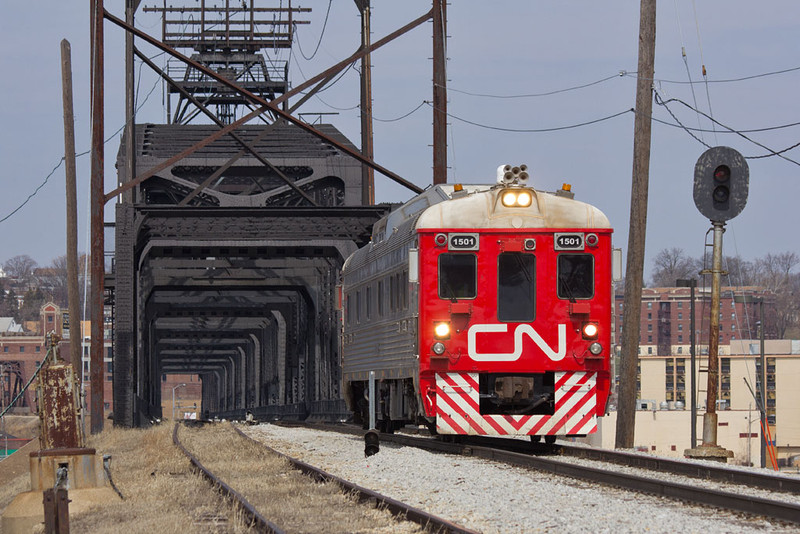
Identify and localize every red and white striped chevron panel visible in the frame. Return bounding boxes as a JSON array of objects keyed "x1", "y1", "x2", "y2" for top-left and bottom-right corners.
[{"x1": 435, "y1": 371, "x2": 597, "y2": 436}]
